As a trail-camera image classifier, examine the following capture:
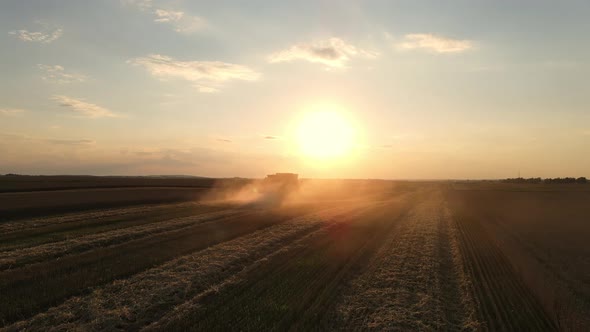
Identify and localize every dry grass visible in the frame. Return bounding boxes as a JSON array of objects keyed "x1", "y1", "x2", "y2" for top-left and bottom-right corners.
[{"x1": 331, "y1": 189, "x2": 472, "y2": 331}]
